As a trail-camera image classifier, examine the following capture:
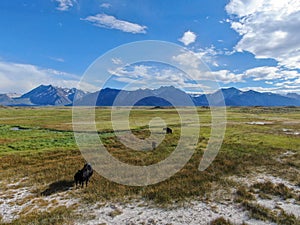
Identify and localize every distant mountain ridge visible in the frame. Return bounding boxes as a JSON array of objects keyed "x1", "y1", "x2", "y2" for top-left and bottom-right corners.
[
  {"x1": 0, "y1": 85, "x2": 87, "y2": 106},
  {"x1": 192, "y1": 87, "x2": 300, "y2": 107},
  {"x1": 286, "y1": 93, "x2": 300, "y2": 100},
  {"x1": 75, "y1": 86, "x2": 193, "y2": 106},
  {"x1": 0, "y1": 84, "x2": 300, "y2": 107},
  {"x1": 21, "y1": 84, "x2": 88, "y2": 105}
]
